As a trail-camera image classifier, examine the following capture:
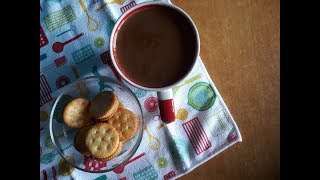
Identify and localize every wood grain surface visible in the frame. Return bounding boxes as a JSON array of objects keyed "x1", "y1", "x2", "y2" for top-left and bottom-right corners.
[{"x1": 171, "y1": 0, "x2": 280, "y2": 179}]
